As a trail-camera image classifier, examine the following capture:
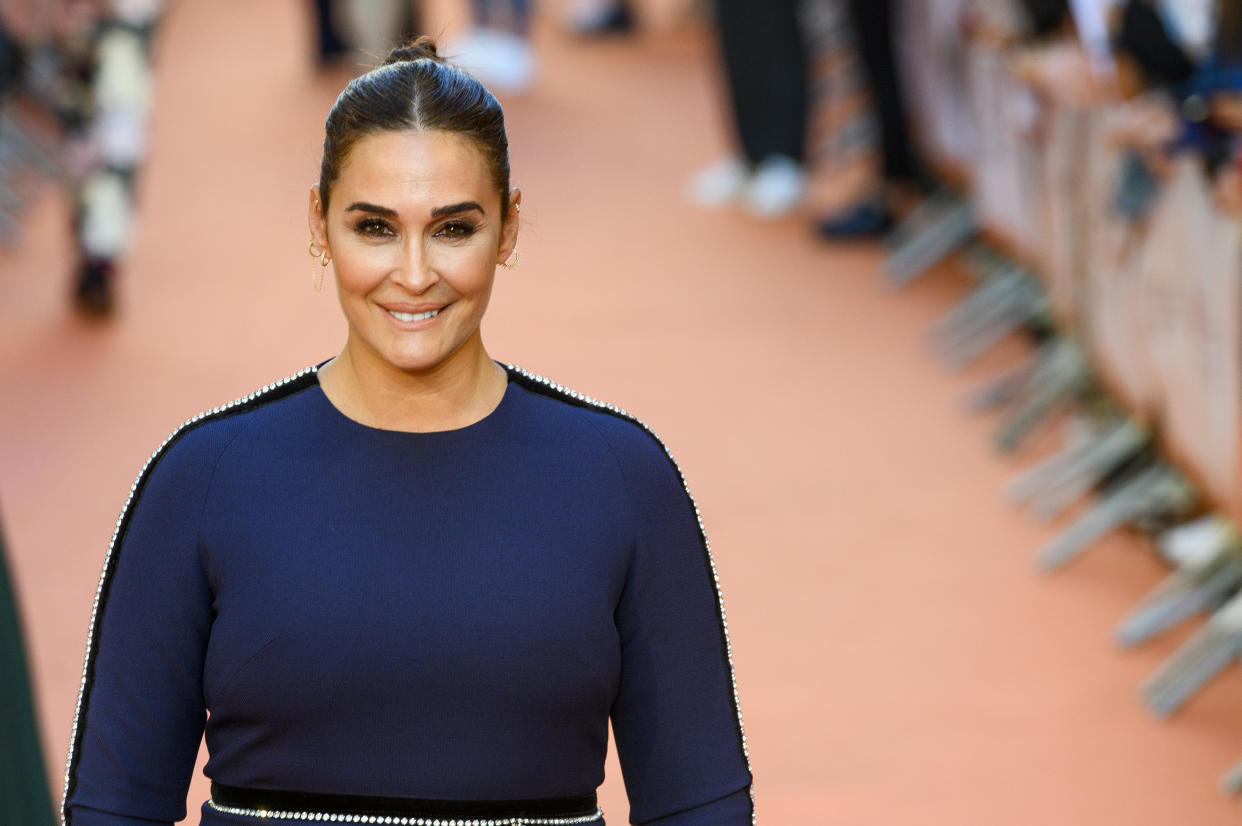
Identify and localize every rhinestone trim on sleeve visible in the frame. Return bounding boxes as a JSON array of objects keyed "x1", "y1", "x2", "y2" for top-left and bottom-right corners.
[
  {"x1": 60, "y1": 365, "x2": 317, "y2": 825},
  {"x1": 206, "y1": 799, "x2": 604, "y2": 824},
  {"x1": 61, "y1": 363, "x2": 752, "y2": 825},
  {"x1": 504, "y1": 365, "x2": 756, "y2": 825}
]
